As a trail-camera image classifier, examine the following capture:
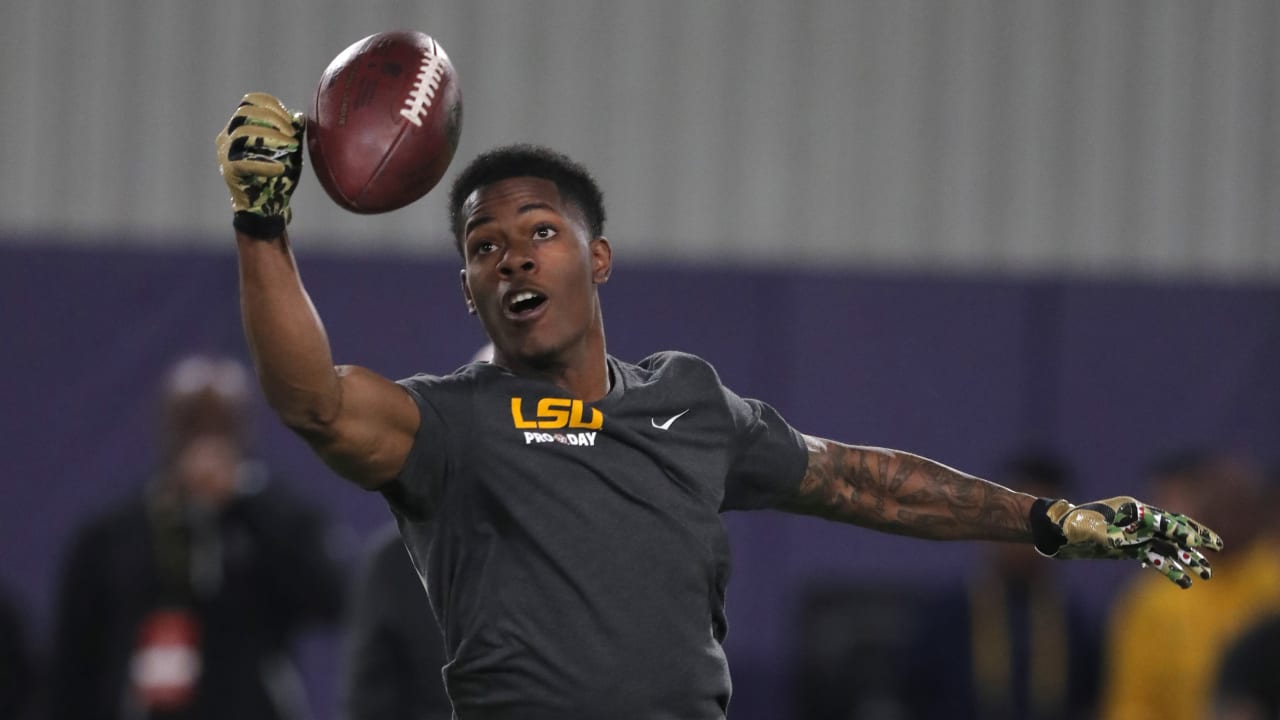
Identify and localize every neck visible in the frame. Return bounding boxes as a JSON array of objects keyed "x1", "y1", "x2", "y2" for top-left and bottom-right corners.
[
  {"x1": 555, "y1": 357, "x2": 611, "y2": 401},
  {"x1": 496, "y1": 329, "x2": 610, "y2": 402},
  {"x1": 501, "y1": 353, "x2": 610, "y2": 401}
]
